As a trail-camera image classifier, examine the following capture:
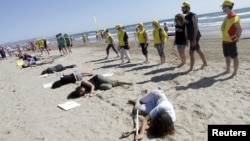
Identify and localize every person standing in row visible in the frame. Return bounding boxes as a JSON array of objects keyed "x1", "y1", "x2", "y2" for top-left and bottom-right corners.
[
  {"x1": 103, "y1": 29, "x2": 119, "y2": 59},
  {"x1": 152, "y1": 20, "x2": 168, "y2": 65},
  {"x1": 136, "y1": 22, "x2": 149, "y2": 64},
  {"x1": 173, "y1": 14, "x2": 187, "y2": 67},
  {"x1": 64, "y1": 34, "x2": 72, "y2": 54},
  {"x1": 116, "y1": 24, "x2": 131, "y2": 64},
  {"x1": 56, "y1": 33, "x2": 68, "y2": 55},
  {"x1": 181, "y1": 1, "x2": 207, "y2": 71},
  {"x1": 221, "y1": 0, "x2": 242, "y2": 76},
  {"x1": 43, "y1": 38, "x2": 50, "y2": 55}
]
